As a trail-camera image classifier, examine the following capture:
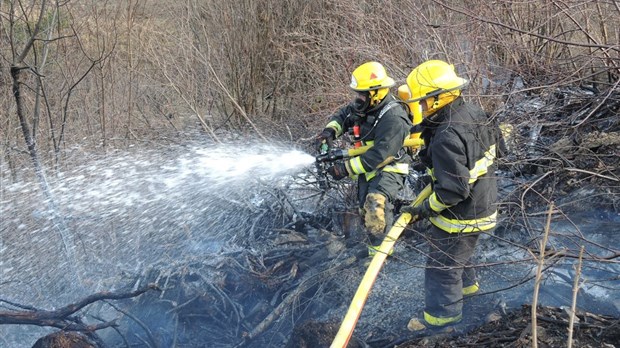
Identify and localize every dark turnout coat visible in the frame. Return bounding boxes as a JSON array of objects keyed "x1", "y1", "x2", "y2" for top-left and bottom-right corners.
[
  {"x1": 419, "y1": 97, "x2": 499, "y2": 233},
  {"x1": 325, "y1": 95, "x2": 412, "y2": 180}
]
